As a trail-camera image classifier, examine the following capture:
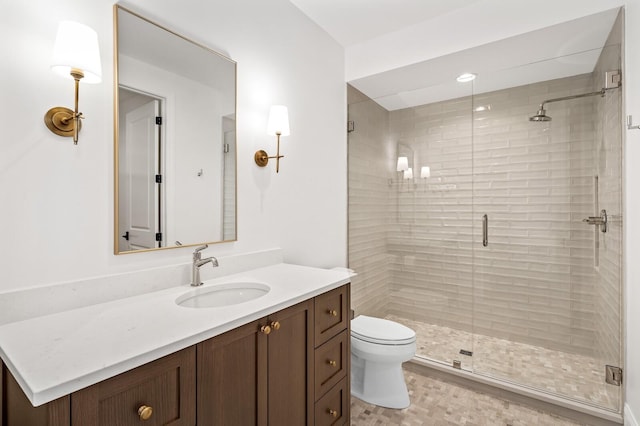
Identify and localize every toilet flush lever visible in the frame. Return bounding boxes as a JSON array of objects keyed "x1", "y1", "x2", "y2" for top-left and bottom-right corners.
[{"x1": 582, "y1": 209, "x2": 607, "y2": 233}]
